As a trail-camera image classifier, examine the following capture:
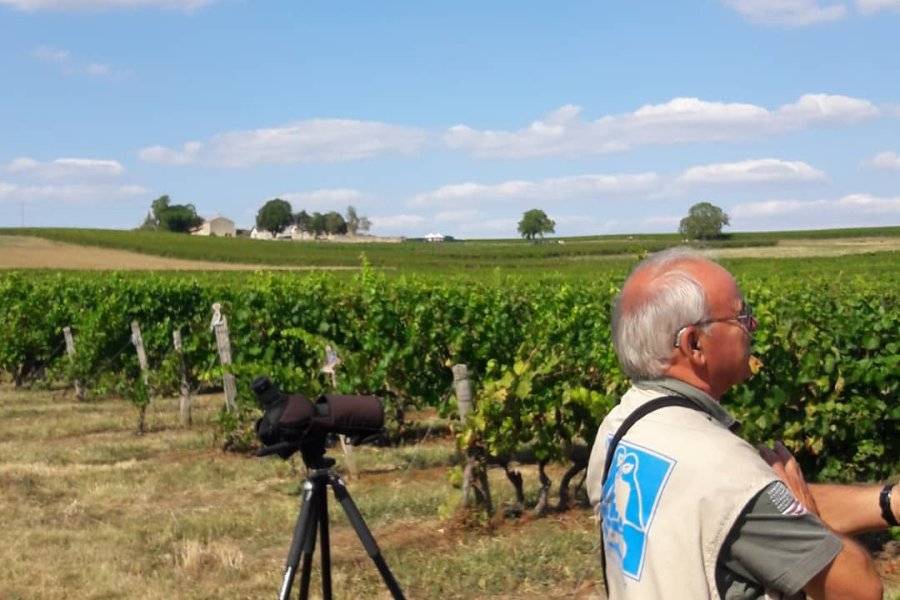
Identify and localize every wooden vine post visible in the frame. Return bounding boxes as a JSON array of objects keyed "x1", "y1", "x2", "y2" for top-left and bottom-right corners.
[
  {"x1": 453, "y1": 363, "x2": 493, "y2": 516},
  {"x1": 173, "y1": 330, "x2": 192, "y2": 427},
  {"x1": 321, "y1": 345, "x2": 357, "y2": 480},
  {"x1": 130, "y1": 320, "x2": 151, "y2": 433},
  {"x1": 62, "y1": 326, "x2": 85, "y2": 401},
  {"x1": 211, "y1": 303, "x2": 237, "y2": 412}
]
